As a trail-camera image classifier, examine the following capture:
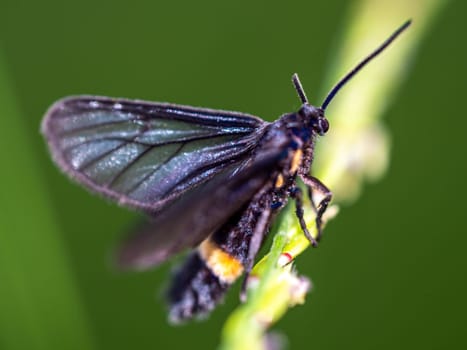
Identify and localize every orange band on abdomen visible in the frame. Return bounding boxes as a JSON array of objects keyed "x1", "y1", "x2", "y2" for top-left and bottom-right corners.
[{"x1": 198, "y1": 239, "x2": 244, "y2": 284}]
